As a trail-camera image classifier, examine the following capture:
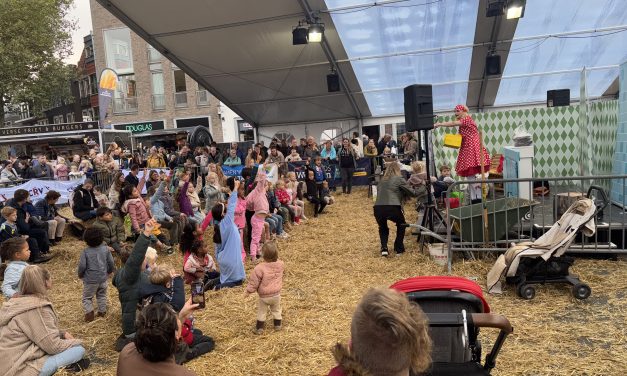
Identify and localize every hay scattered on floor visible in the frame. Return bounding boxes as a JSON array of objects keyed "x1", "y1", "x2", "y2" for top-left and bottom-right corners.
[{"x1": 2, "y1": 188, "x2": 626, "y2": 375}]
